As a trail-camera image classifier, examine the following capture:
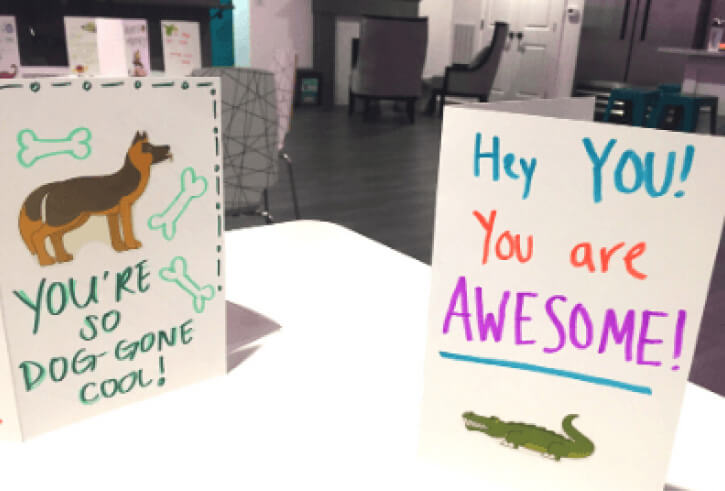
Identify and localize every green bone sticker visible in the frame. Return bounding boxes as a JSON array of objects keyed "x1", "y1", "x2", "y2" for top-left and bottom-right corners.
[
  {"x1": 462, "y1": 412, "x2": 595, "y2": 461},
  {"x1": 159, "y1": 256, "x2": 215, "y2": 313},
  {"x1": 148, "y1": 167, "x2": 208, "y2": 240},
  {"x1": 17, "y1": 127, "x2": 92, "y2": 168}
]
